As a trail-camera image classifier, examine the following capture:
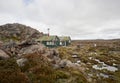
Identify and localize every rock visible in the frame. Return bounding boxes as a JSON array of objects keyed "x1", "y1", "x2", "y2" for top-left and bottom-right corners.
[
  {"x1": 0, "y1": 49, "x2": 10, "y2": 59},
  {"x1": 59, "y1": 60, "x2": 66, "y2": 68},
  {"x1": 72, "y1": 54, "x2": 78, "y2": 58},
  {"x1": 76, "y1": 60, "x2": 81, "y2": 64},
  {"x1": 53, "y1": 64, "x2": 60, "y2": 69},
  {"x1": 53, "y1": 56, "x2": 61, "y2": 64},
  {"x1": 1, "y1": 41, "x2": 18, "y2": 56},
  {"x1": 45, "y1": 49, "x2": 59, "y2": 59},
  {"x1": 18, "y1": 44, "x2": 45, "y2": 56},
  {"x1": 59, "y1": 59, "x2": 74, "y2": 68},
  {"x1": 16, "y1": 58, "x2": 27, "y2": 67},
  {"x1": 0, "y1": 41, "x2": 3, "y2": 47},
  {"x1": 66, "y1": 60, "x2": 74, "y2": 67},
  {"x1": 74, "y1": 63, "x2": 80, "y2": 67},
  {"x1": 58, "y1": 59, "x2": 81, "y2": 69},
  {"x1": 117, "y1": 64, "x2": 120, "y2": 70}
]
